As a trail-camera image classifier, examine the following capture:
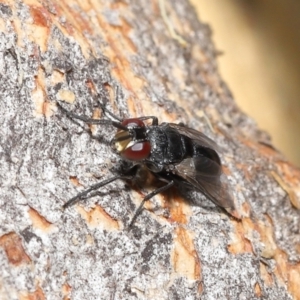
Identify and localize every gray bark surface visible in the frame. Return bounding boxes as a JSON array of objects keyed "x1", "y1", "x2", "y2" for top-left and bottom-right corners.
[{"x1": 0, "y1": 1, "x2": 299, "y2": 299}]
